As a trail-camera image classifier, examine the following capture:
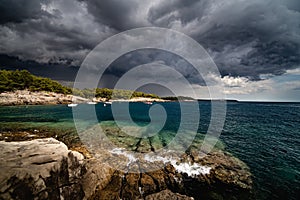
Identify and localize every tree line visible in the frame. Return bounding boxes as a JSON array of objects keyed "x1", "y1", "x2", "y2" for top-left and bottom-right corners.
[
  {"x1": 73, "y1": 88, "x2": 160, "y2": 100},
  {"x1": 0, "y1": 69, "x2": 72, "y2": 94},
  {"x1": 0, "y1": 69, "x2": 160, "y2": 100}
]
